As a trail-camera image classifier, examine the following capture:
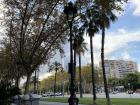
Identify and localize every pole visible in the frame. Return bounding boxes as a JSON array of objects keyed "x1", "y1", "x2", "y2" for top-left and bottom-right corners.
[{"x1": 68, "y1": 21, "x2": 79, "y2": 105}]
